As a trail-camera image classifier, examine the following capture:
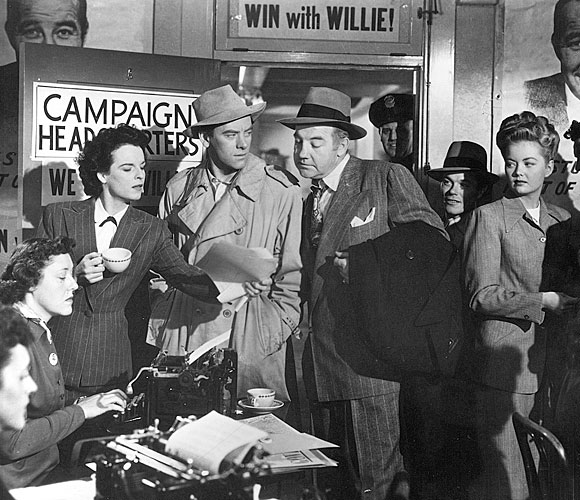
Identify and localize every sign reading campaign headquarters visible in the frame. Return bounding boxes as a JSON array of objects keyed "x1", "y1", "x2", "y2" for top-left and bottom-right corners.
[
  {"x1": 216, "y1": 0, "x2": 422, "y2": 56},
  {"x1": 32, "y1": 82, "x2": 200, "y2": 206}
]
